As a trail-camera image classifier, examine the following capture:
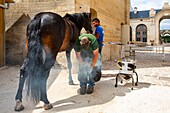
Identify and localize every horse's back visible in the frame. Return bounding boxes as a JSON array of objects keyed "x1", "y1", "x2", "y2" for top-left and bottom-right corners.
[
  {"x1": 34, "y1": 12, "x2": 63, "y2": 21},
  {"x1": 37, "y1": 12, "x2": 65, "y2": 33},
  {"x1": 27, "y1": 12, "x2": 66, "y2": 54},
  {"x1": 27, "y1": 12, "x2": 66, "y2": 36}
]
